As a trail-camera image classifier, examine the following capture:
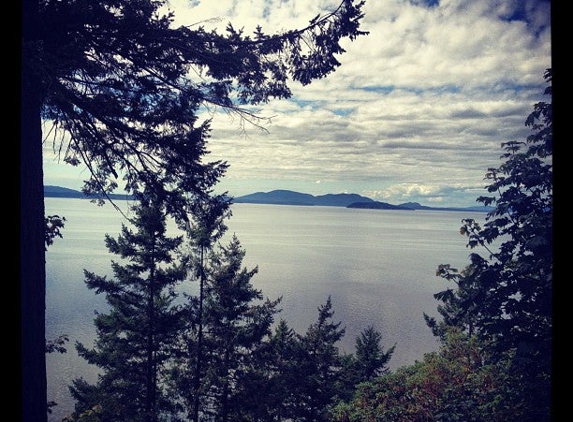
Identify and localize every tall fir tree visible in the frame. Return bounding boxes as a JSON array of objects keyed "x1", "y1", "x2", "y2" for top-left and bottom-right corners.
[
  {"x1": 424, "y1": 68, "x2": 552, "y2": 422},
  {"x1": 202, "y1": 234, "x2": 282, "y2": 421},
  {"x1": 334, "y1": 324, "x2": 396, "y2": 401},
  {"x1": 21, "y1": 2, "x2": 367, "y2": 418},
  {"x1": 252, "y1": 318, "x2": 303, "y2": 421},
  {"x1": 69, "y1": 193, "x2": 187, "y2": 422},
  {"x1": 170, "y1": 229, "x2": 281, "y2": 422},
  {"x1": 290, "y1": 297, "x2": 347, "y2": 422}
]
